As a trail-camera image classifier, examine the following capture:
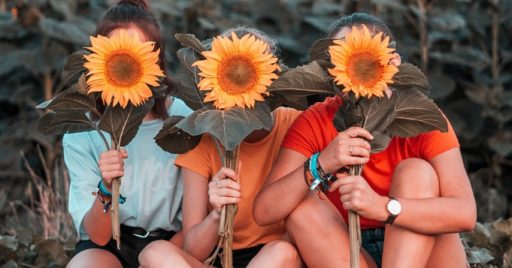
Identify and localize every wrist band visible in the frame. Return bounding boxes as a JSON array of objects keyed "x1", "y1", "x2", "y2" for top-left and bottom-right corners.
[
  {"x1": 97, "y1": 180, "x2": 127, "y2": 204},
  {"x1": 307, "y1": 153, "x2": 334, "y2": 192},
  {"x1": 98, "y1": 180, "x2": 112, "y2": 197}
]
